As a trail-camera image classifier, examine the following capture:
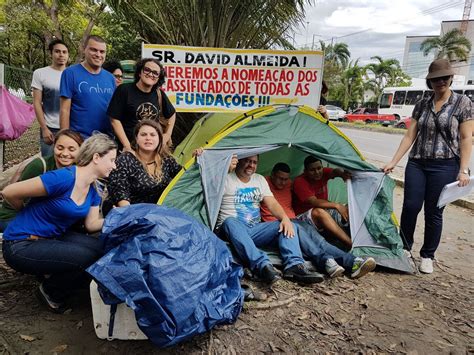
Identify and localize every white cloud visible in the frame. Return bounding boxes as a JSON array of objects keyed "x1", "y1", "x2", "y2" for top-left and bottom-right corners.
[{"x1": 297, "y1": 0, "x2": 466, "y2": 63}]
